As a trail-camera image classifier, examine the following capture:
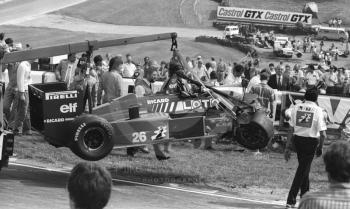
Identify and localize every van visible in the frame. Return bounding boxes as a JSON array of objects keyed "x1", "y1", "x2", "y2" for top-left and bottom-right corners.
[
  {"x1": 314, "y1": 26, "x2": 349, "y2": 42},
  {"x1": 224, "y1": 25, "x2": 239, "y2": 38}
]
